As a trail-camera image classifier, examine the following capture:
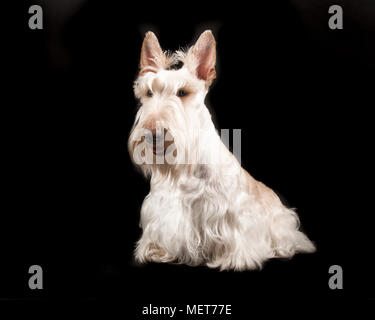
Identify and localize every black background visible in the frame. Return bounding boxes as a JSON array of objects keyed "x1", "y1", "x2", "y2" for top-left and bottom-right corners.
[{"x1": 1, "y1": 0, "x2": 374, "y2": 314}]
